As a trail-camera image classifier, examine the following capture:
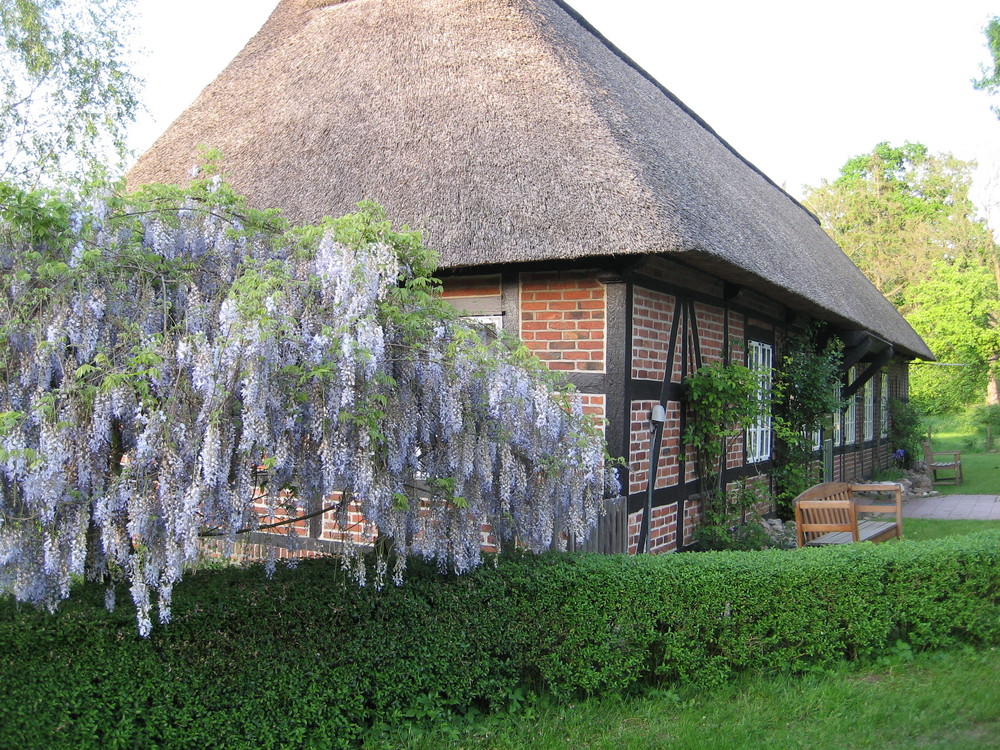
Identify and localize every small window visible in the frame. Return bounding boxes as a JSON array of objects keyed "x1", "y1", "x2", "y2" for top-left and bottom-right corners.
[
  {"x1": 880, "y1": 372, "x2": 890, "y2": 438},
  {"x1": 863, "y1": 373, "x2": 875, "y2": 442},
  {"x1": 746, "y1": 341, "x2": 773, "y2": 464},
  {"x1": 464, "y1": 313, "x2": 504, "y2": 341},
  {"x1": 843, "y1": 366, "x2": 857, "y2": 445},
  {"x1": 832, "y1": 380, "x2": 843, "y2": 448}
]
